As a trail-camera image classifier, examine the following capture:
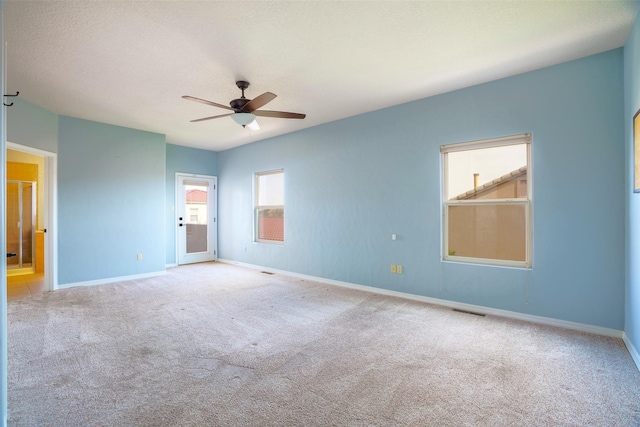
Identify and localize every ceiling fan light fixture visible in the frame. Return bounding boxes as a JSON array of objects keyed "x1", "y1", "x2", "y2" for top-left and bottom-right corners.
[
  {"x1": 246, "y1": 119, "x2": 260, "y2": 131},
  {"x1": 232, "y1": 112, "x2": 256, "y2": 127}
]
